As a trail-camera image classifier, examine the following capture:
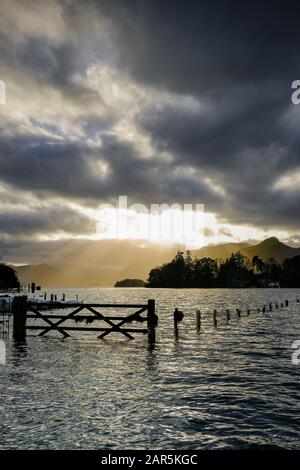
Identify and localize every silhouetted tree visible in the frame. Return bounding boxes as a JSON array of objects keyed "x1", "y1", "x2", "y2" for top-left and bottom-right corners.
[
  {"x1": 146, "y1": 250, "x2": 300, "y2": 288},
  {"x1": 218, "y1": 252, "x2": 254, "y2": 288},
  {"x1": 193, "y1": 257, "x2": 217, "y2": 287},
  {"x1": 282, "y1": 256, "x2": 300, "y2": 287},
  {"x1": 252, "y1": 255, "x2": 265, "y2": 275},
  {"x1": 0, "y1": 263, "x2": 19, "y2": 289},
  {"x1": 264, "y1": 257, "x2": 283, "y2": 283}
]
